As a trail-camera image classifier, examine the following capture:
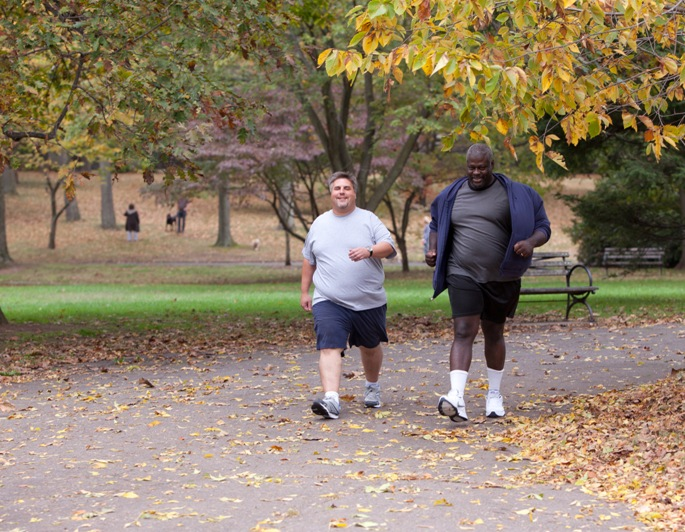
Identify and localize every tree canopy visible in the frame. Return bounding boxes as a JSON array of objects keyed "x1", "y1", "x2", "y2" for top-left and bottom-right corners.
[
  {"x1": 321, "y1": 0, "x2": 685, "y2": 170},
  {"x1": 0, "y1": 0, "x2": 292, "y2": 188}
]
